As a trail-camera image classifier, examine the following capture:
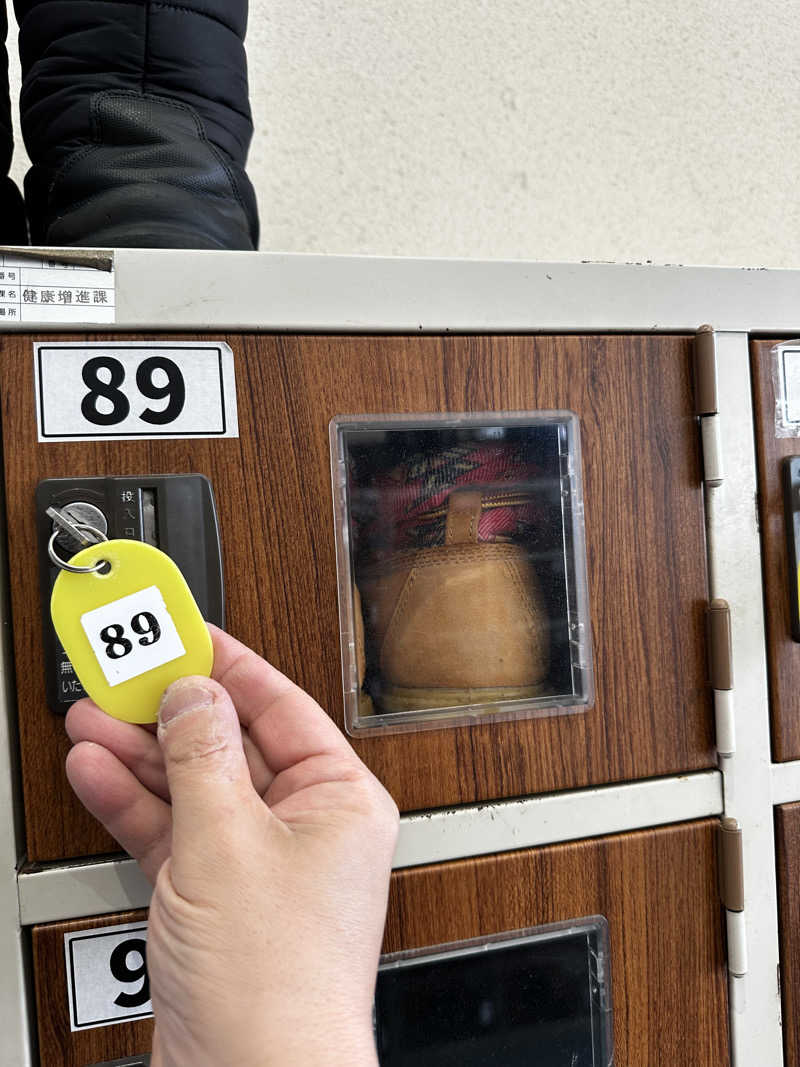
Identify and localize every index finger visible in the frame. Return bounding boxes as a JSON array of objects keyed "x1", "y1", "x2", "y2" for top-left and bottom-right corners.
[{"x1": 208, "y1": 624, "x2": 356, "y2": 774}]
